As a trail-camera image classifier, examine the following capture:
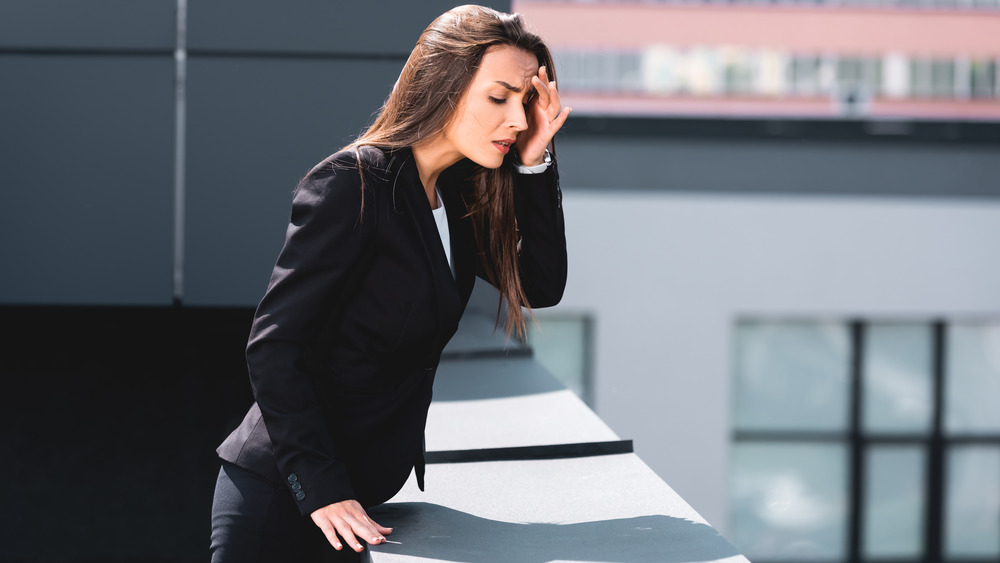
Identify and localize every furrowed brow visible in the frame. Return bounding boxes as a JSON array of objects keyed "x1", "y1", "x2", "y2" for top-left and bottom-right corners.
[{"x1": 494, "y1": 80, "x2": 523, "y2": 93}]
